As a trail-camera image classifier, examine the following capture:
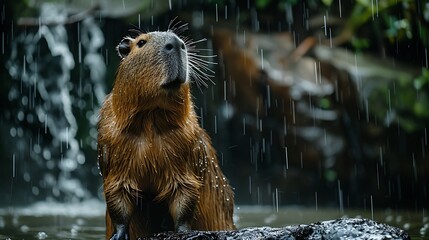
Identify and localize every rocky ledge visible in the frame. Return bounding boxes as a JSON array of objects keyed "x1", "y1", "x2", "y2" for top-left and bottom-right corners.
[{"x1": 140, "y1": 218, "x2": 409, "y2": 240}]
